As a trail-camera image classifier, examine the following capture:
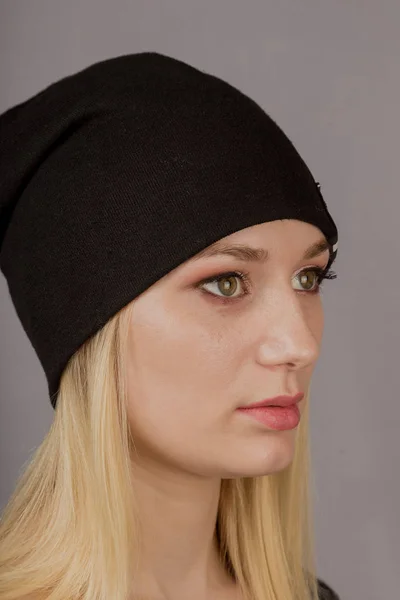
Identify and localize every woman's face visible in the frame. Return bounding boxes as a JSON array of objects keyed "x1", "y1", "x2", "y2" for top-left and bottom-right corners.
[{"x1": 124, "y1": 219, "x2": 331, "y2": 477}]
